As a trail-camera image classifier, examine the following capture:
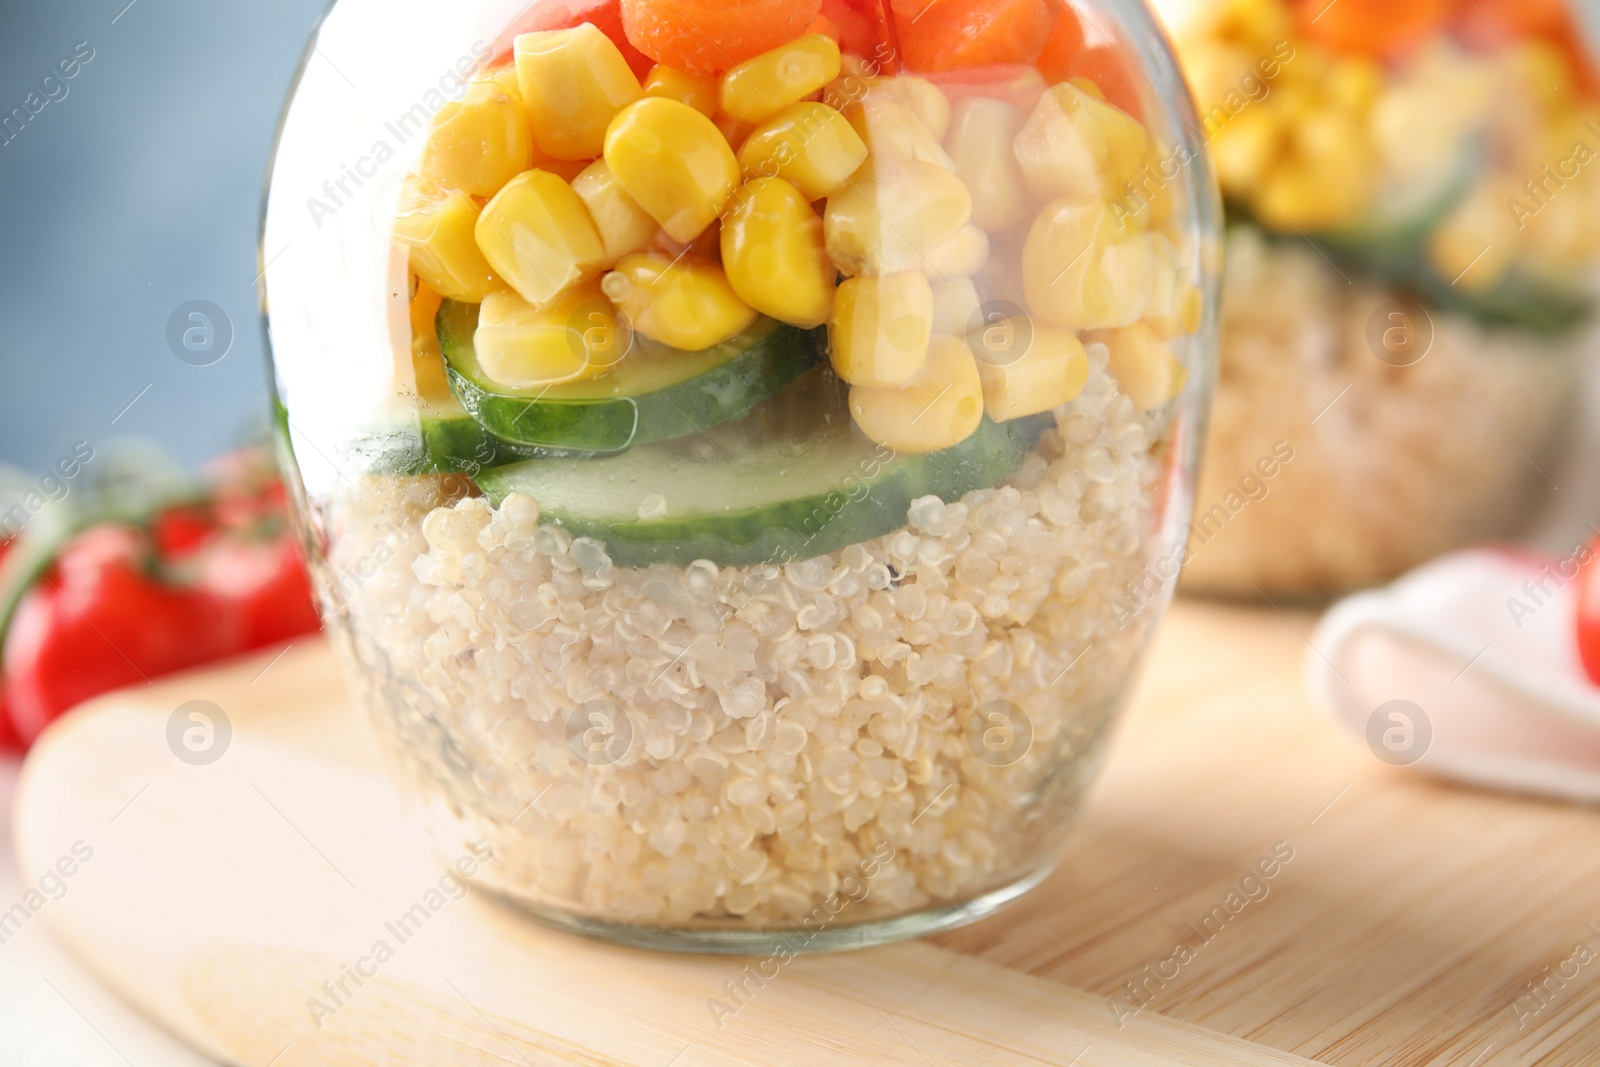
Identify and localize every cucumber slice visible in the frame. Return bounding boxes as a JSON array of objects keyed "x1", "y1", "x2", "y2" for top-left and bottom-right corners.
[
  {"x1": 345, "y1": 400, "x2": 548, "y2": 476},
  {"x1": 476, "y1": 372, "x2": 1049, "y2": 568},
  {"x1": 438, "y1": 300, "x2": 822, "y2": 454}
]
